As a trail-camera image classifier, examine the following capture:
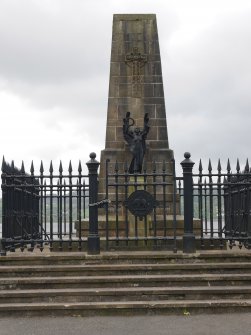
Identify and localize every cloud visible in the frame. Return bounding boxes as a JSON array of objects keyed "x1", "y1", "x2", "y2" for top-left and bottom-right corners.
[
  {"x1": 0, "y1": 0, "x2": 112, "y2": 83},
  {"x1": 165, "y1": 9, "x2": 251, "y2": 169},
  {"x1": 0, "y1": 0, "x2": 250, "y2": 175}
]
